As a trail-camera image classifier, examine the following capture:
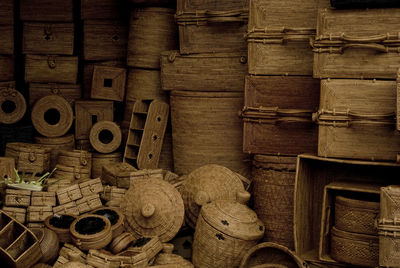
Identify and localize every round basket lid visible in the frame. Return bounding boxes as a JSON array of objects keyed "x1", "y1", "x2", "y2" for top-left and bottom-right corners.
[
  {"x1": 120, "y1": 178, "x2": 184, "y2": 242},
  {"x1": 200, "y1": 200, "x2": 264, "y2": 241},
  {"x1": 180, "y1": 164, "x2": 246, "y2": 228}
]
